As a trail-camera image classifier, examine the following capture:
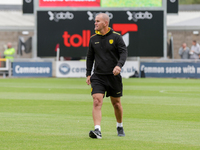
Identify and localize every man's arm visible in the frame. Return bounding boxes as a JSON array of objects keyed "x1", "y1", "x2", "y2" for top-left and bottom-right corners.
[
  {"x1": 179, "y1": 48, "x2": 184, "y2": 58},
  {"x1": 179, "y1": 48, "x2": 183, "y2": 55},
  {"x1": 113, "y1": 35, "x2": 127, "y2": 76},
  {"x1": 86, "y1": 39, "x2": 94, "y2": 78},
  {"x1": 113, "y1": 66, "x2": 121, "y2": 76},
  {"x1": 116, "y1": 35, "x2": 127, "y2": 68},
  {"x1": 194, "y1": 46, "x2": 200, "y2": 54},
  {"x1": 190, "y1": 45, "x2": 199, "y2": 54},
  {"x1": 86, "y1": 75, "x2": 91, "y2": 85}
]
